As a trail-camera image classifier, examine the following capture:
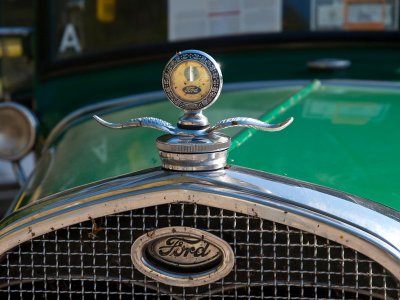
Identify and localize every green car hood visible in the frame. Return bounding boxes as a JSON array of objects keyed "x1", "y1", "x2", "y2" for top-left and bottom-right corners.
[{"x1": 18, "y1": 80, "x2": 400, "y2": 211}]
